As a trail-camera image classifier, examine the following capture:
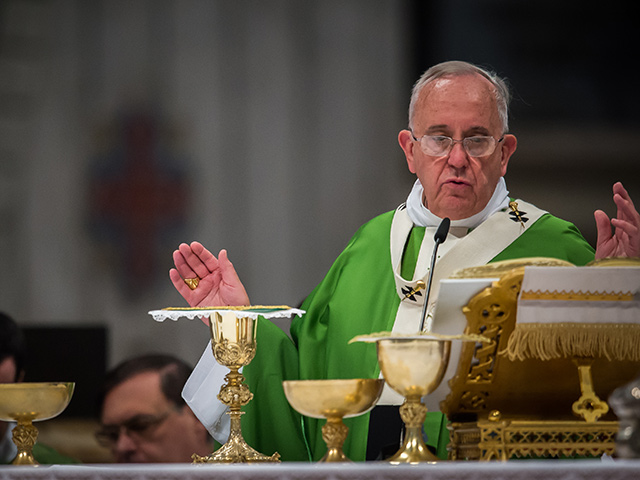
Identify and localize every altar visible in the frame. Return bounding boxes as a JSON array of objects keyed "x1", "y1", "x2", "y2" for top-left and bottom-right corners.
[
  {"x1": 2, "y1": 262, "x2": 639, "y2": 469},
  {"x1": 1, "y1": 460, "x2": 640, "y2": 480}
]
